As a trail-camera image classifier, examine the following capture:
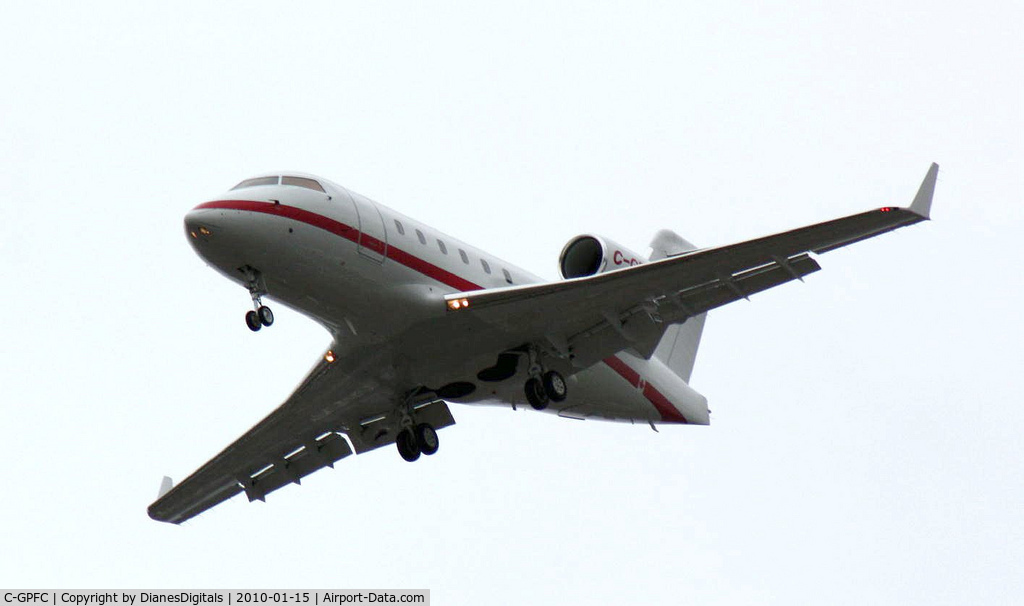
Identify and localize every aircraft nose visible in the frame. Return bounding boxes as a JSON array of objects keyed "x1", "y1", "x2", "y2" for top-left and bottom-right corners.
[
  {"x1": 183, "y1": 203, "x2": 228, "y2": 246},
  {"x1": 184, "y1": 208, "x2": 212, "y2": 240}
]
